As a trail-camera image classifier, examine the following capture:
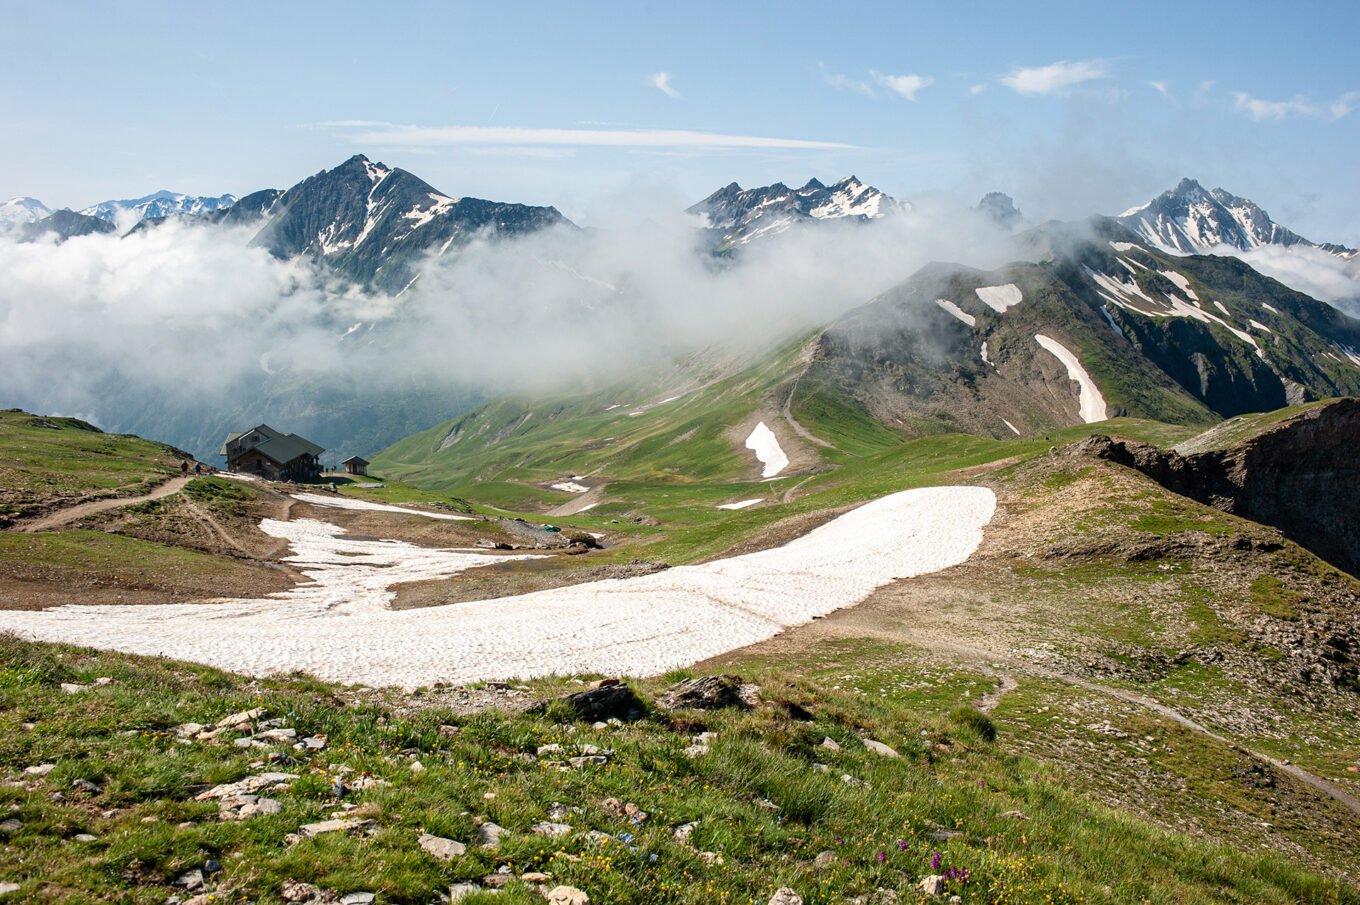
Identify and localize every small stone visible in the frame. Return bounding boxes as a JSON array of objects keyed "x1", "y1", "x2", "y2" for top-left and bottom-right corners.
[
  {"x1": 475, "y1": 821, "x2": 505, "y2": 848},
  {"x1": 697, "y1": 851, "x2": 724, "y2": 865},
  {"x1": 531, "y1": 821, "x2": 572, "y2": 838},
  {"x1": 302, "y1": 736, "x2": 327, "y2": 750},
  {"x1": 569, "y1": 755, "x2": 608, "y2": 767},
  {"x1": 600, "y1": 797, "x2": 626, "y2": 819},
  {"x1": 340, "y1": 894, "x2": 376, "y2": 905},
  {"x1": 175, "y1": 723, "x2": 205, "y2": 737},
  {"x1": 683, "y1": 744, "x2": 709, "y2": 758},
  {"x1": 811, "y1": 763, "x2": 829, "y2": 772},
  {"x1": 917, "y1": 875, "x2": 946, "y2": 897},
  {"x1": 60, "y1": 683, "x2": 89, "y2": 694},
  {"x1": 0, "y1": 885, "x2": 19, "y2": 898},
  {"x1": 410, "y1": 761, "x2": 426, "y2": 773},
  {"x1": 624, "y1": 802, "x2": 647, "y2": 823},
  {"x1": 522, "y1": 871, "x2": 552, "y2": 882},
  {"x1": 673, "y1": 821, "x2": 698, "y2": 843},
  {"x1": 178, "y1": 869, "x2": 204, "y2": 890},
  {"x1": 437, "y1": 724, "x2": 460, "y2": 737},
  {"x1": 480, "y1": 873, "x2": 512, "y2": 889},
  {"x1": 447, "y1": 883, "x2": 480, "y2": 902},
  {"x1": 546, "y1": 885, "x2": 590, "y2": 905},
  {"x1": 949, "y1": 897, "x2": 963, "y2": 905},
  {"x1": 93, "y1": 677, "x2": 113, "y2": 687},
  {"x1": 863, "y1": 739, "x2": 899, "y2": 758},
  {"x1": 71, "y1": 779, "x2": 101, "y2": 795},
  {"x1": 281, "y1": 880, "x2": 322, "y2": 902},
  {"x1": 768, "y1": 888, "x2": 803, "y2": 905},
  {"x1": 73, "y1": 833, "x2": 97, "y2": 842},
  {"x1": 537, "y1": 744, "x2": 564, "y2": 757},
  {"x1": 1000, "y1": 810, "x2": 1029, "y2": 820},
  {"x1": 219, "y1": 708, "x2": 264, "y2": 729},
  {"x1": 0, "y1": 819, "x2": 21, "y2": 834},
  {"x1": 23, "y1": 763, "x2": 55, "y2": 777},
  {"x1": 419, "y1": 833, "x2": 467, "y2": 861},
  {"x1": 814, "y1": 850, "x2": 836, "y2": 866},
  {"x1": 820, "y1": 736, "x2": 841, "y2": 751},
  {"x1": 299, "y1": 818, "x2": 371, "y2": 838},
  {"x1": 258, "y1": 728, "x2": 298, "y2": 743}
]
